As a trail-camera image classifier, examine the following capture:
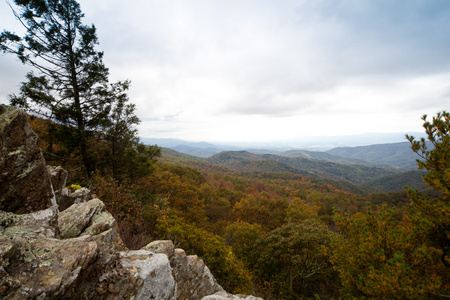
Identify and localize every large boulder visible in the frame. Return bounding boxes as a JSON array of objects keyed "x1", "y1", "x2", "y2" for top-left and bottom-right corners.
[
  {"x1": 0, "y1": 105, "x2": 55, "y2": 213},
  {"x1": 0, "y1": 201, "x2": 127, "y2": 299},
  {"x1": 0, "y1": 207, "x2": 99, "y2": 299},
  {"x1": 142, "y1": 241, "x2": 224, "y2": 299},
  {"x1": 47, "y1": 165, "x2": 68, "y2": 193},
  {"x1": 171, "y1": 248, "x2": 225, "y2": 300},
  {"x1": 119, "y1": 251, "x2": 177, "y2": 300},
  {"x1": 58, "y1": 198, "x2": 110, "y2": 239},
  {"x1": 143, "y1": 240, "x2": 175, "y2": 259},
  {"x1": 58, "y1": 187, "x2": 94, "y2": 211}
]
